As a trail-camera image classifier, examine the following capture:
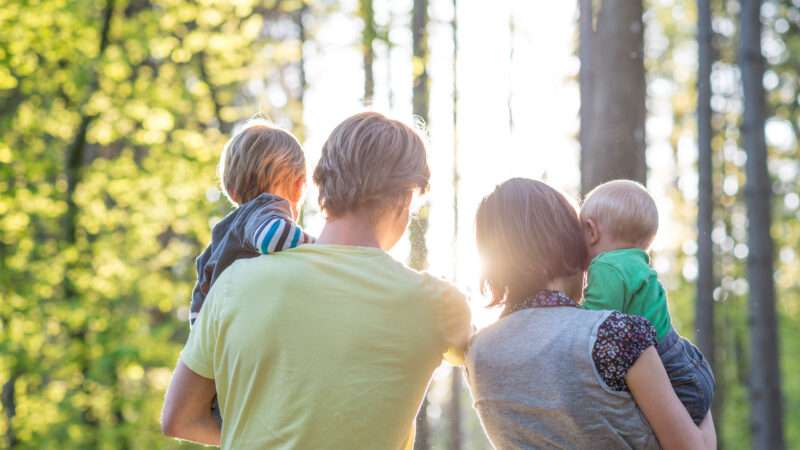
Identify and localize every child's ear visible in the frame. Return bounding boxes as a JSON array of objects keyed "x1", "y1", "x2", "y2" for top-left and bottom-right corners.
[
  {"x1": 292, "y1": 174, "x2": 306, "y2": 200},
  {"x1": 584, "y1": 219, "x2": 600, "y2": 246}
]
